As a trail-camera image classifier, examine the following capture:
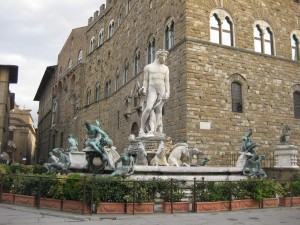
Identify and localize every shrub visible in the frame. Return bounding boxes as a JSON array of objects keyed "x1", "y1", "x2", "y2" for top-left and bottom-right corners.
[
  {"x1": 32, "y1": 165, "x2": 48, "y2": 174},
  {"x1": 10, "y1": 175, "x2": 39, "y2": 196},
  {"x1": 91, "y1": 177, "x2": 129, "y2": 203},
  {"x1": 194, "y1": 181, "x2": 231, "y2": 202},
  {"x1": 281, "y1": 175, "x2": 300, "y2": 197},
  {"x1": 232, "y1": 180, "x2": 257, "y2": 200},
  {"x1": 0, "y1": 164, "x2": 10, "y2": 174},
  {"x1": 10, "y1": 164, "x2": 33, "y2": 174},
  {"x1": 47, "y1": 174, "x2": 68, "y2": 200},
  {"x1": 157, "y1": 179, "x2": 185, "y2": 202},
  {"x1": 123, "y1": 180, "x2": 155, "y2": 203},
  {"x1": 62, "y1": 174, "x2": 84, "y2": 201}
]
